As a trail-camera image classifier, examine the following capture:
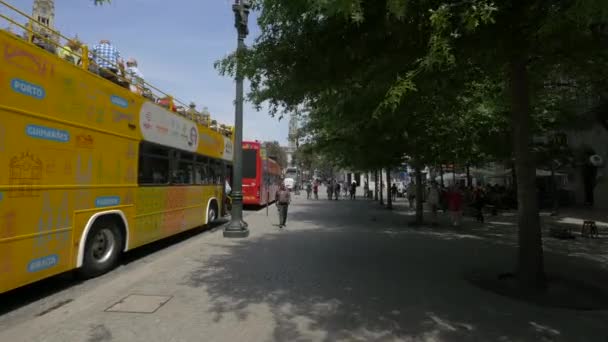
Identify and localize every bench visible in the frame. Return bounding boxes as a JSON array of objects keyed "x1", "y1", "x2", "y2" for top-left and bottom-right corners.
[{"x1": 582, "y1": 220, "x2": 599, "y2": 238}]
